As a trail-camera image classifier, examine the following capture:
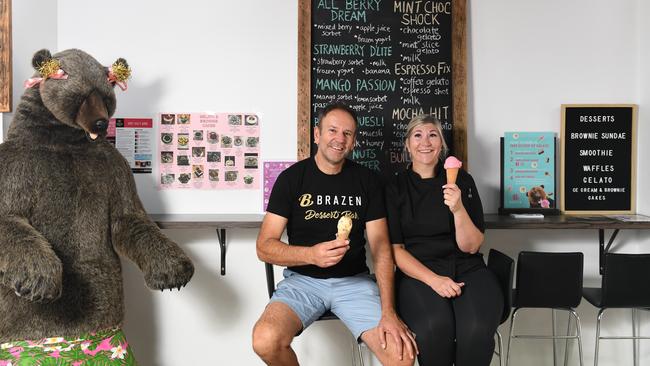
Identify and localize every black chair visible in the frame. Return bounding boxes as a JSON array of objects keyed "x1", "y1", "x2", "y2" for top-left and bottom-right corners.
[
  {"x1": 583, "y1": 253, "x2": 650, "y2": 366},
  {"x1": 264, "y1": 263, "x2": 365, "y2": 366},
  {"x1": 487, "y1": 249, "x2": 515, "y2": 366},
  {"x1": 506, "y1": 252, "x2": 584, "y2": 366}
]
